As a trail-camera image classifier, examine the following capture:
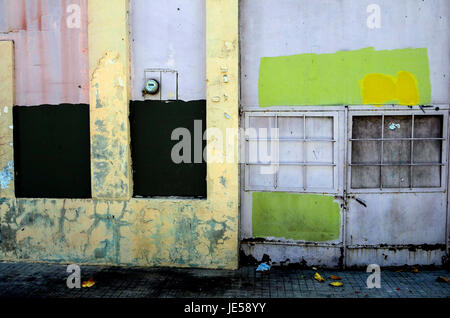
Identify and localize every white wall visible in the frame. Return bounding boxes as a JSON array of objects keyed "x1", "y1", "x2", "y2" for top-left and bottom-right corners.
[
  {"x1": 240, "y1": 0, "x2": 450, "y2": 107},
  {"x1": 130, "y1": 0, "x2": 206, "y2": 101}
]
